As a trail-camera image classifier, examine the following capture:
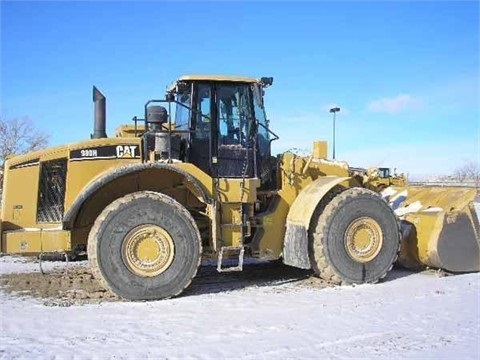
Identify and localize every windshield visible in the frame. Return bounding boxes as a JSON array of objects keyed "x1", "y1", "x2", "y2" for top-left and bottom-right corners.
[{"x1": 379, "y1": 168, "x2": 390, "y2": 178}]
